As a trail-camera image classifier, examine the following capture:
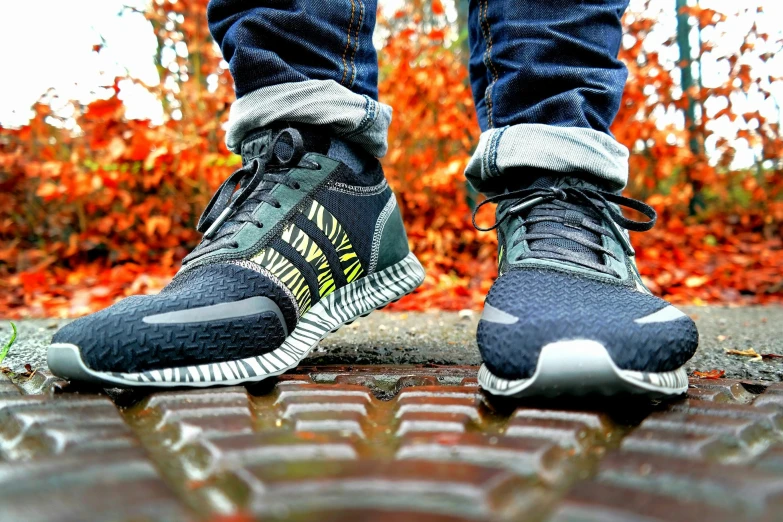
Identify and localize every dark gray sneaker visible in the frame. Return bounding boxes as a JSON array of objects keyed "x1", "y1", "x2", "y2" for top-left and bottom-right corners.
[
  {"x1": 474, "y1": 176, "x2": 699, "y2": 399},
  {"x1": 49, "y1": 128, "x2": 424, "y2": 387}
]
